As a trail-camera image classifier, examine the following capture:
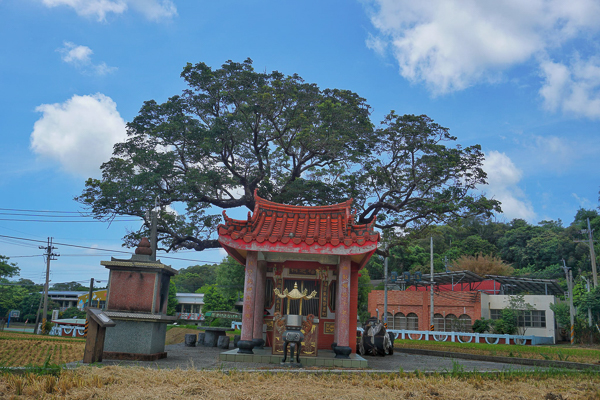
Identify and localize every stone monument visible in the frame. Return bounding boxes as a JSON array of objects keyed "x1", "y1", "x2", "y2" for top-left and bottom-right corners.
[{"x1": 101, "y1": 238, "x2": 177, "y2": 361}]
